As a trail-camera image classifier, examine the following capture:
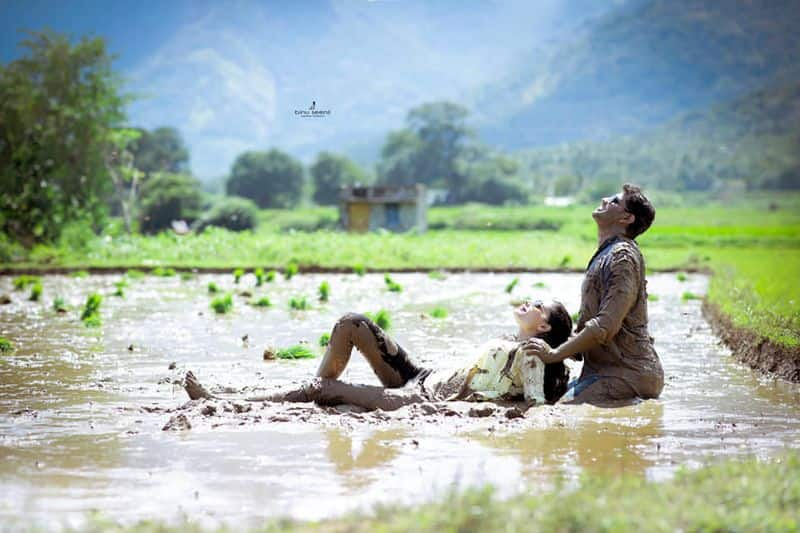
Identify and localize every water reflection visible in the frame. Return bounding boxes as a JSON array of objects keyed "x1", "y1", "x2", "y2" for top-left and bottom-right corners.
[{"x1": 324, "y1": 428, "x2": 408, "y2": 489}]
